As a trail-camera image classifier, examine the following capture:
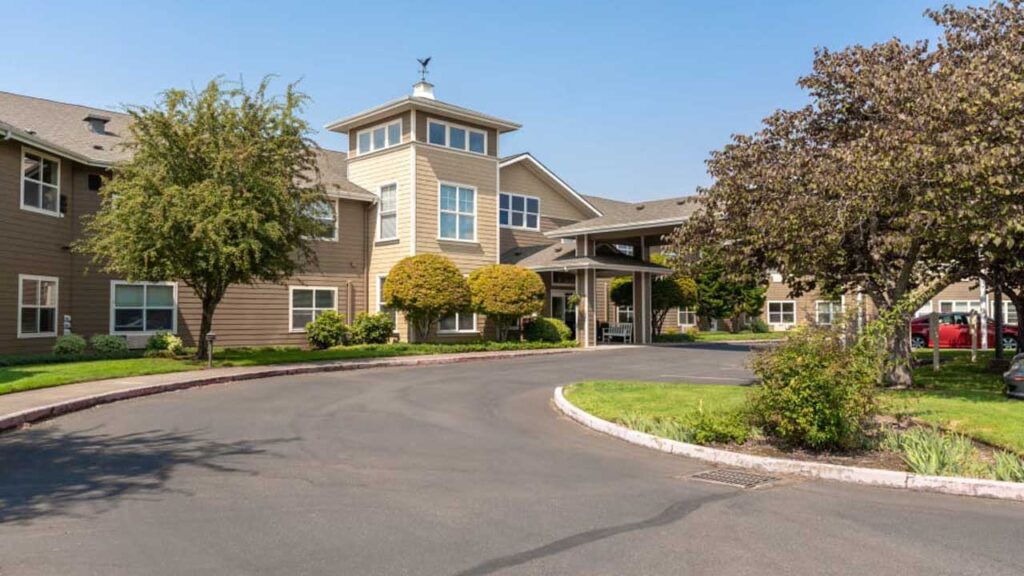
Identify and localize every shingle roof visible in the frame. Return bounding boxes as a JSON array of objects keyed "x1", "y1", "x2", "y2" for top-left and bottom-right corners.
[
  {"x1": 546, "y1": 196, "x2": 699, "y2": 238},
  {"x1": 312, "y1": 149, "x2": 376, "y2": 203},
  {"x1": 0, "y1": 91, "x2": 131, "y2": 165},
  {"x1": 501, "y1": 242, "x2": 672, "y2": 274}
]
